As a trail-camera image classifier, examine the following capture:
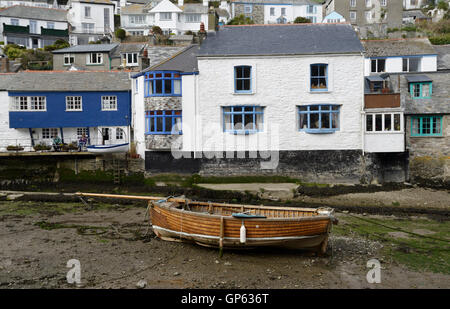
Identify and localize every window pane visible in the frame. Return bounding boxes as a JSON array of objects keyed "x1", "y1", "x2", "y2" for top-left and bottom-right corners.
[
  {"x1": 422, "y1": 83, "x2": 430, "y2": 97},
  {"x1": 384, "y1": 114, "x2": 392, "y2": 131},
  {"x1": 321, "y1": 112, "x2": 330, "y2": 129},
  {"x1": 165, "y1": 117, "x2": 173, "y2": 132},
  {"x1": 402, "y1": 58, "x2": 408, "y2": 72},
  {"x1": 377, "y1": 59, "x2": 385, "y2": 72},
  {"x1": 155, "y1": 80, "x2": 163, "y2": 93},
  {"x1": 394, "y1": 114, "x2": 401, "y2": 131},
  {"x1": 243, "y1": 79, "x2": 250, "y2": 90},
  {"x1": 224, "y1": 113, "x2": 232, "y2": 131},
  {"x1": 243, "y1": 66, "x2": 251, "y2": 78},
  {"x1": 173, "y1": 80, "x2": 181, "y2": 94},
  {"x1": 413, "y1": 84, "x2": 420, "y2": 97},
  {"x1": 331, "y1": 112, "x2": 339, "y2": 129},
  {"x1": 366, "y1": 115, "x2": 373, "y2": 131},
  {"x1": 375, "y1": 114, "x2": 382, "y2": 131},
  {"x1": 164, "y1": 80, "x2": 172, "y2": 94},
  {"x1": 310, "y1": 113, "x2": 319, "y2": 129},
  {"x1": 433, "y1": 117, "x2": 441, "y2": 134},
  {"x1": 233, "y1": 114, "x2": 243, "y2": 130},
  {"x1": 409, "y1": 58, "x2": 420, "y2": 72},
  {"x1": 422, "y1": 117, "x2": 431, "y2": 134},
  {"x1": 412, "y1": 118, "x2": 420, "y2": 135},
  {"x1": 371, "y1": 60, "x2": 377, "y2": 72},
  {"x1": 156, "y1": 117, "x2": 163, "y2": 131},
  {"x1": 244, "y1": 113, "x2": 253, "y2": 129}
]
